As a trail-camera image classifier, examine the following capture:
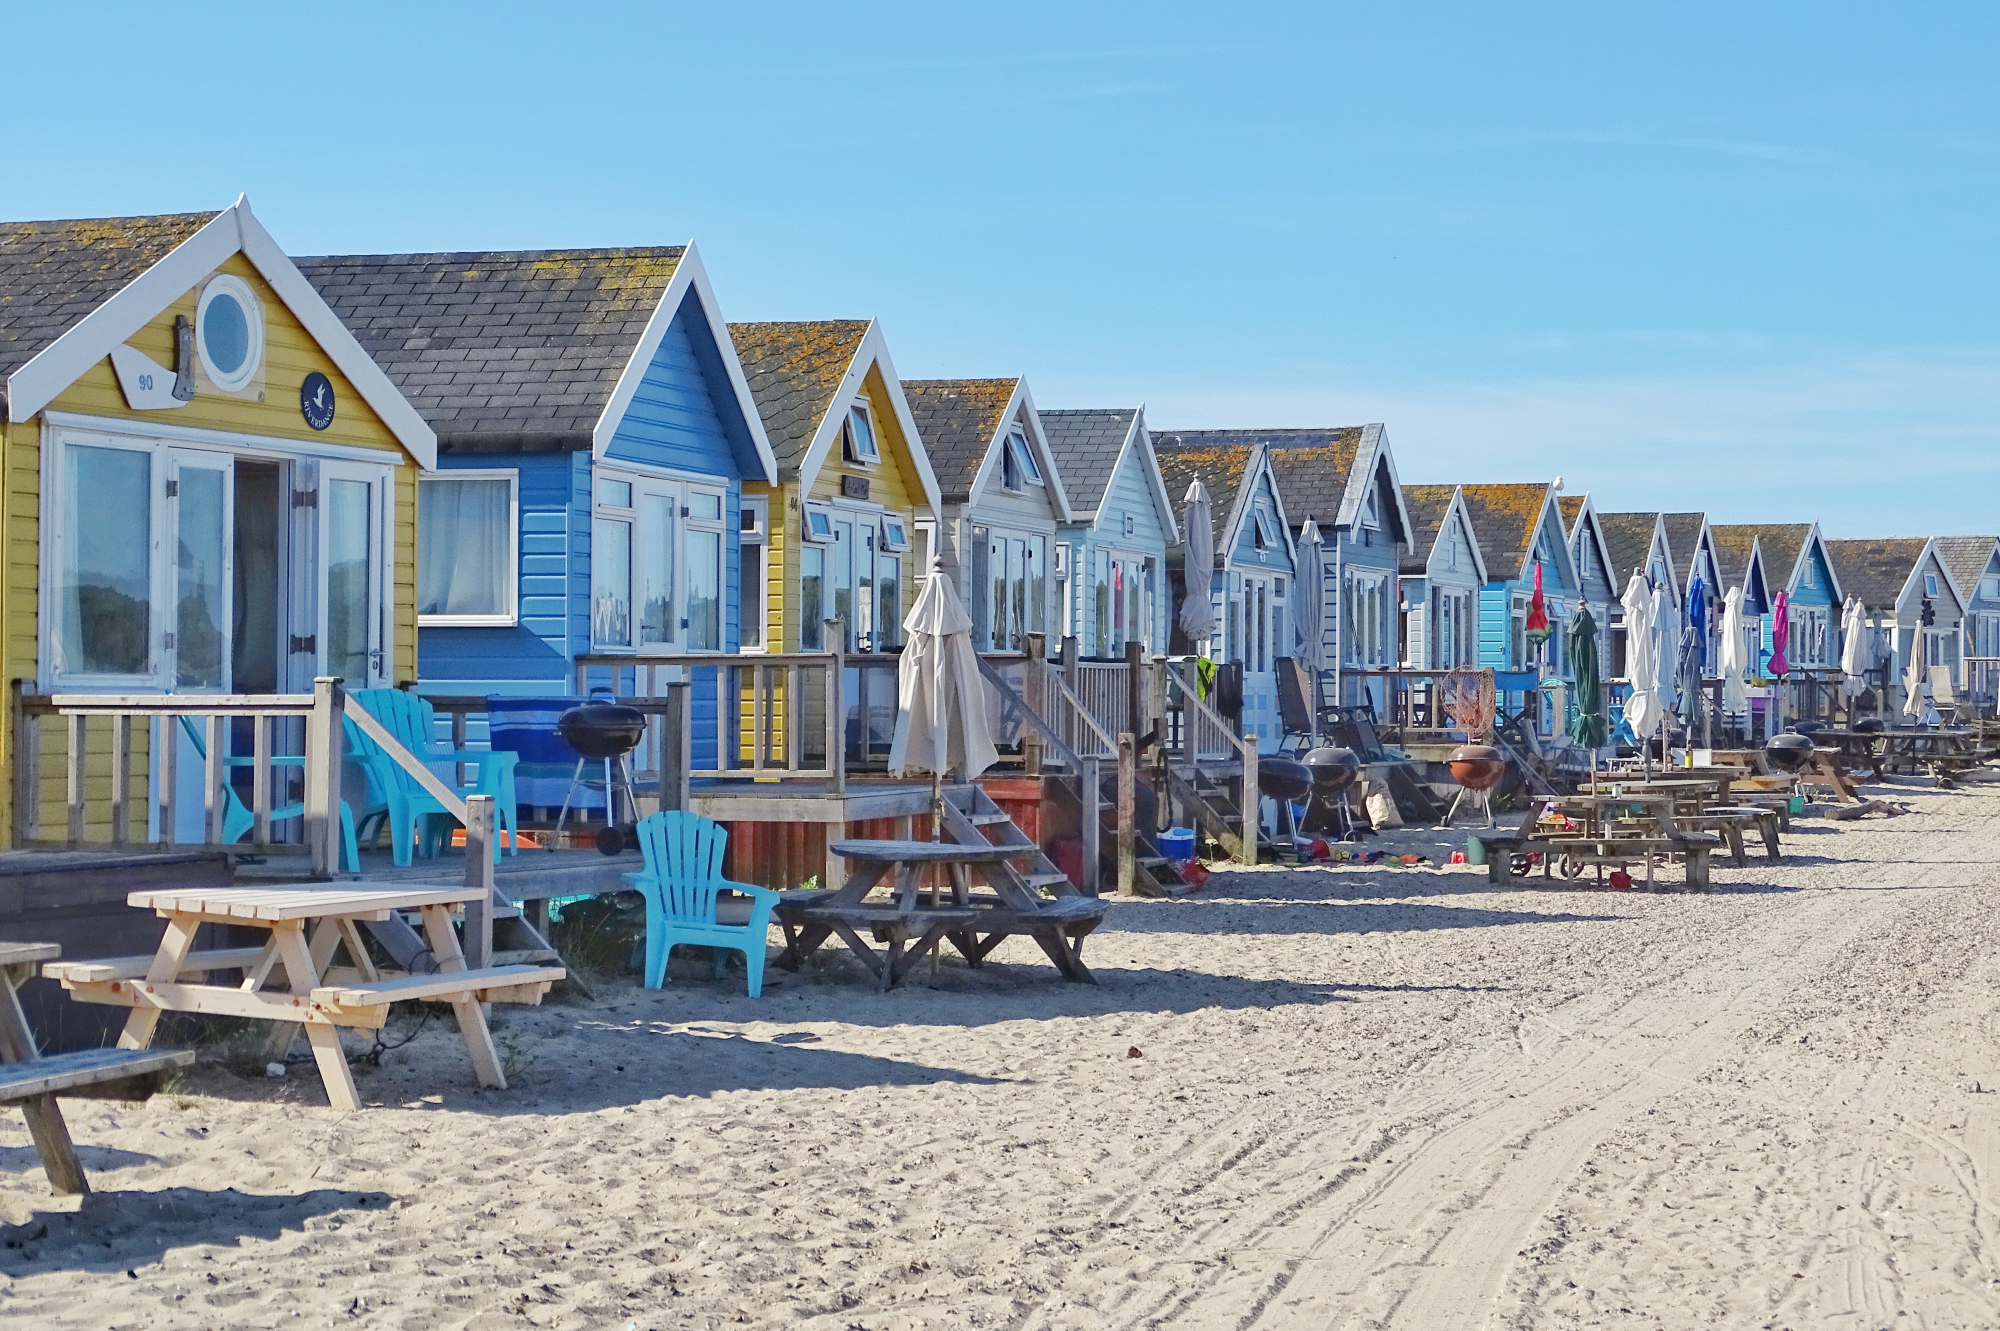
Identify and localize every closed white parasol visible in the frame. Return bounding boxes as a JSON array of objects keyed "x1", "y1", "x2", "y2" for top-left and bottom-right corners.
[
  {"x1": 1621, "y1": 574, "x2": 1664, "y2": 740},
  {"x1": 888, "y1": 562, "x2": 999, "y2": 803},
  {"x1": 1720, "y1": 586, "x2": 1750, "y2": 716},
  {"x1": 1176, "y1": 480, "x2": 1216, "y2": 649}
]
